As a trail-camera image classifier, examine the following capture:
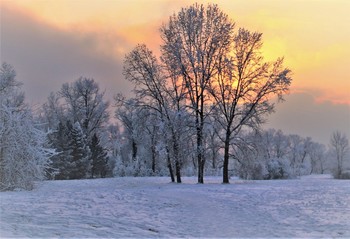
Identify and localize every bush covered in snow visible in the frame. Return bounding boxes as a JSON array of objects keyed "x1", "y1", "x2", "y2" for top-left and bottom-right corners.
[
  {"x1": 265, "y1": 158, "x2": 291, "y2": 179},
  {"x1": 234, "y1": 161, "x2": 266, "y2": 180}
]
